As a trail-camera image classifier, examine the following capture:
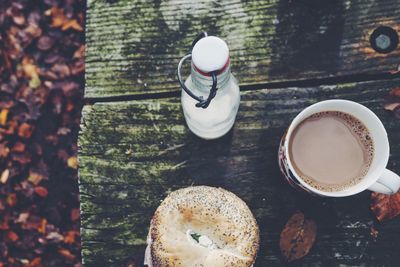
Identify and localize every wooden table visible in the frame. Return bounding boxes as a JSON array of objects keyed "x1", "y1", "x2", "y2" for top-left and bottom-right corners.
[{"x1": 79, "y1": 0, "x2": 400, "y2": 266}]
